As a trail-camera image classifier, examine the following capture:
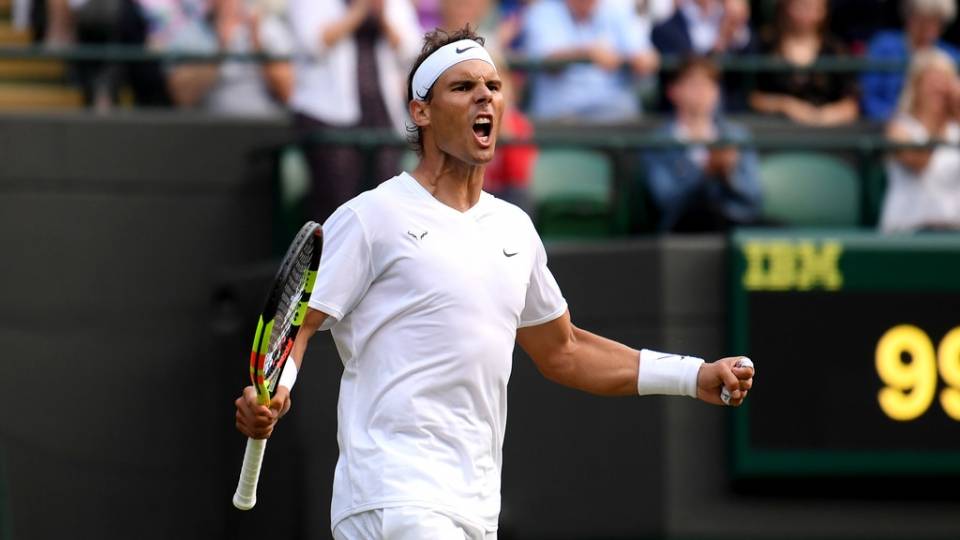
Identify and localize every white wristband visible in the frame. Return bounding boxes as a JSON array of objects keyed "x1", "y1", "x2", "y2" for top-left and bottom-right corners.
[
  {"x1": 277, "y1": 358, "x2": 298, "y2": 392},
  {"x1": 637, "y1": 349, "x2": 704, "y2": 398}
]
